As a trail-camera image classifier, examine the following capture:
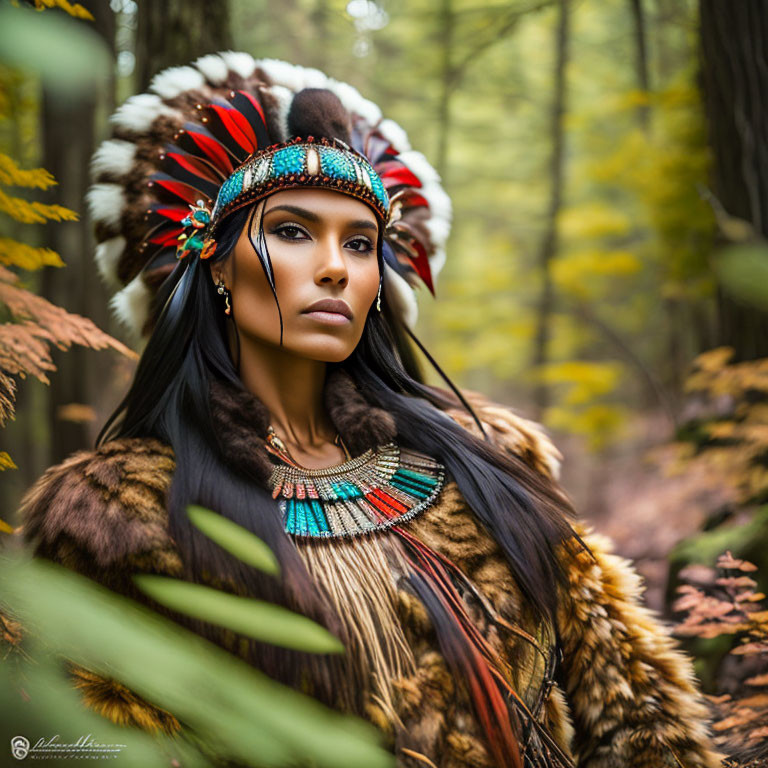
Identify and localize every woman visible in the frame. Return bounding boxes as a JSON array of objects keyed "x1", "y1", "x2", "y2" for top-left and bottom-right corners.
[{"x1": 20, "y1": 53, "x2": 722, "y2": 767}]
